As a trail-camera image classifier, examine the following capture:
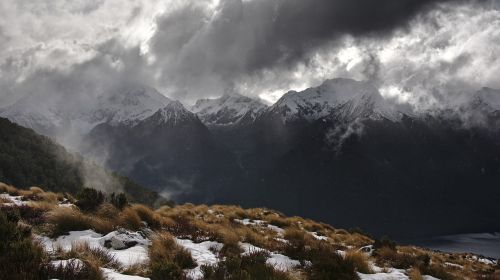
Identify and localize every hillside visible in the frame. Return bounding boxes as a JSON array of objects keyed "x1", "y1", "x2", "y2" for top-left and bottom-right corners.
[
  {"x1": 0, "y1": 117, "x2": 160, "y2": 205},
  {"x1": 0, "y1": 183, "x2": 497, "y2": 280}
]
